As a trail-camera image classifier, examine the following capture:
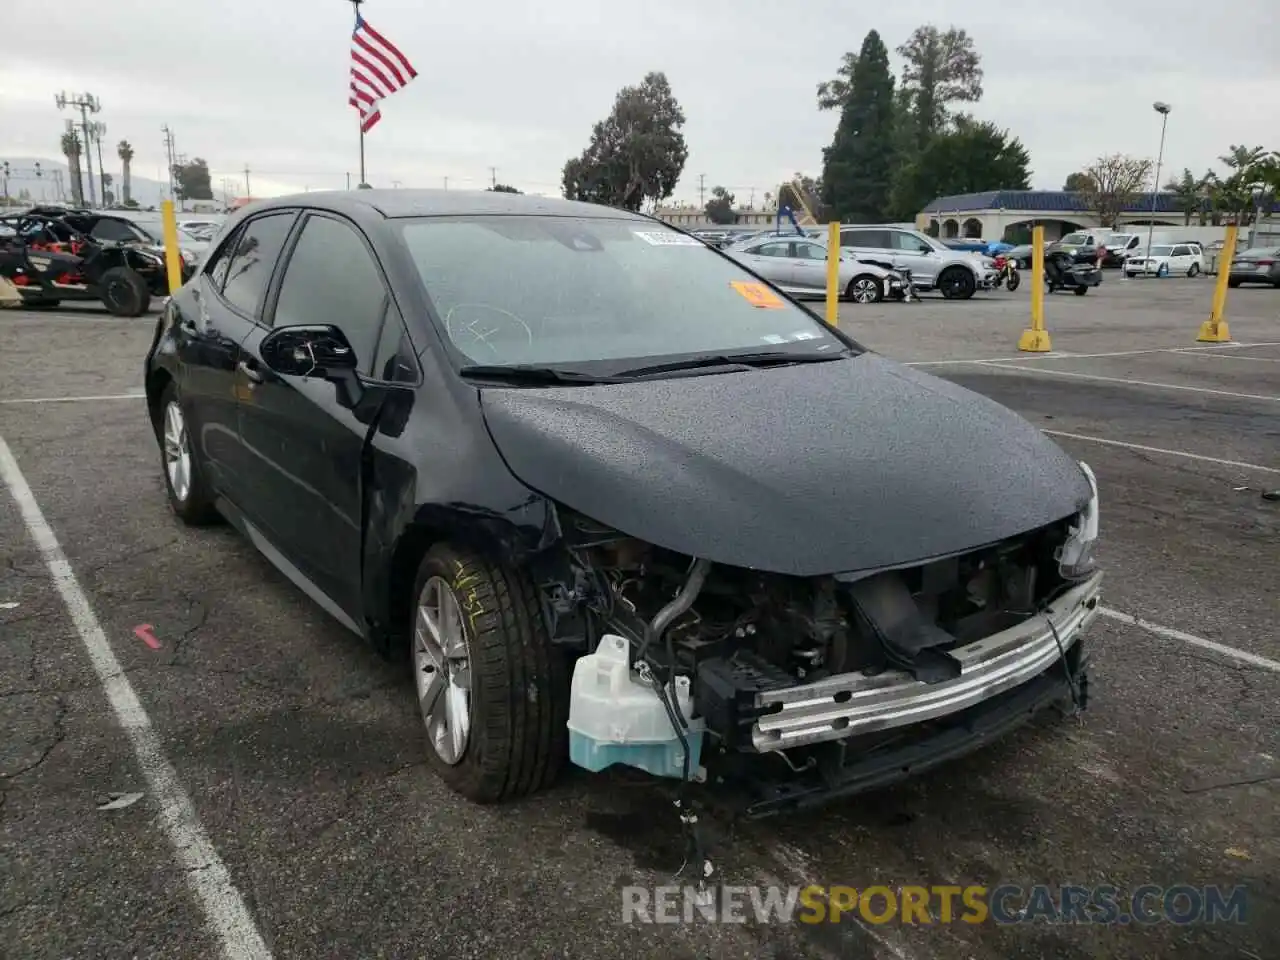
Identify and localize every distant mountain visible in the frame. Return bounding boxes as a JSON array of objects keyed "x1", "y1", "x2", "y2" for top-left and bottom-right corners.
[{"x1": 4, "y1": 156, "x2": 179, "y2": 209}]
